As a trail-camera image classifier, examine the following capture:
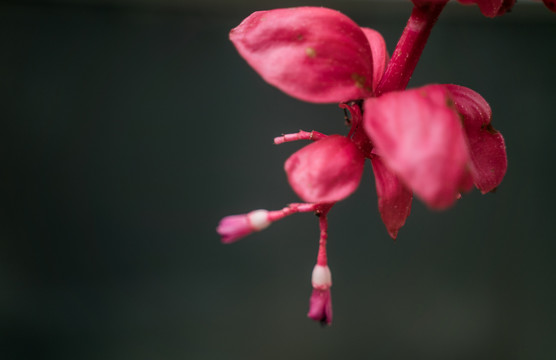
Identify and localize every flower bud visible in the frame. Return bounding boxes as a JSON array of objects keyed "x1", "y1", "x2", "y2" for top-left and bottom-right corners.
[{"x1": 217, "y1": 210, "x2": 270, "y2": 244}]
